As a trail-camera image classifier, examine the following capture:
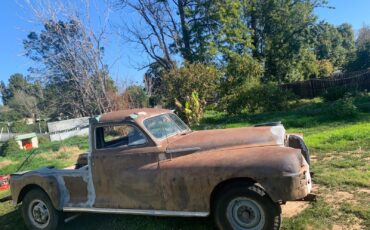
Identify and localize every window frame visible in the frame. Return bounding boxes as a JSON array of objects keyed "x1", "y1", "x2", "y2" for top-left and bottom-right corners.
[
  {"x1": 94, "y1": 122, "x2": 150, "y2": 151},
  {"x1": 142, "y1": 113, "x2": 190, "y2": 141}
]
